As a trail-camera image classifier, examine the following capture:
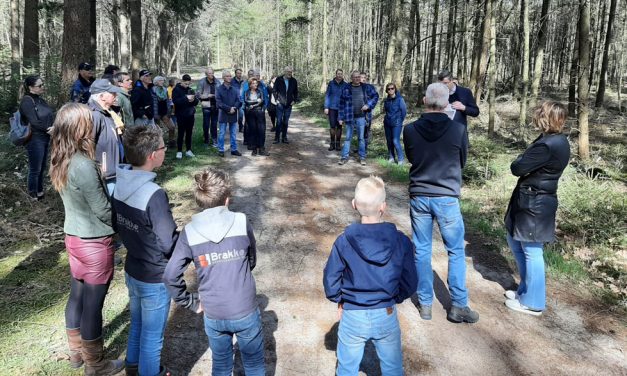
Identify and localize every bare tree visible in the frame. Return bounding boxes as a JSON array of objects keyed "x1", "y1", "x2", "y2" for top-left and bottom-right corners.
[
  {"x1": 23, "y1": 0, "x2": 39, "y2": 71},
  {"x1": 519, "y1": 0, "x2": 530, "y2": 129},
  {"x1": 578, "y1": 0, "x2": 591, "y2": 160},
  {"x1": 595, "y1": 0, "x2": 619, "y2": 107},
  {"x1": 529, "y1": 0, "x2": 550, "y2": 108},
  {"x1": 488, "y1": 0, "x2": 496, "y2": 136},
  {"x1": 129, "y1": 0, "x2": 143, "y2": 79}
]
